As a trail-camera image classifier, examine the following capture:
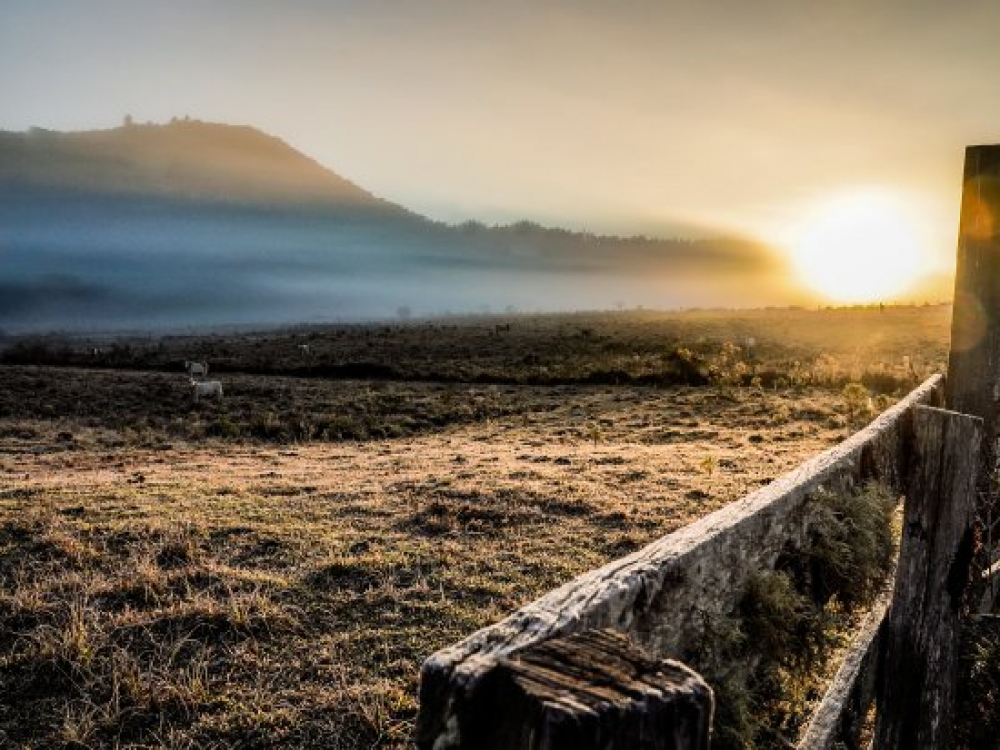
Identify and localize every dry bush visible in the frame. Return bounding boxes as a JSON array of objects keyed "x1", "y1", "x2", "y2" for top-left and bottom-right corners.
[{"x1": 687, "y1": 483, "x2": 897, "y2": 750}]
